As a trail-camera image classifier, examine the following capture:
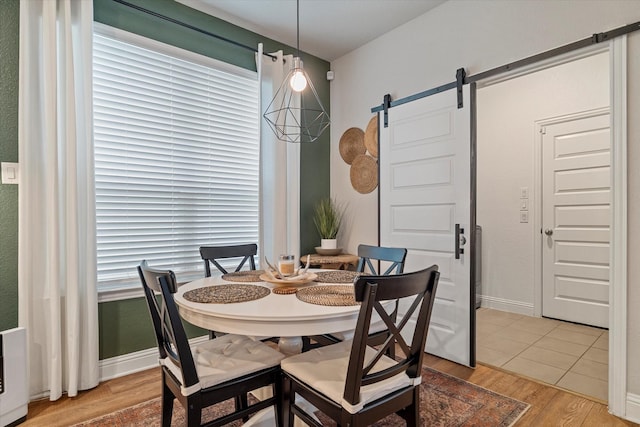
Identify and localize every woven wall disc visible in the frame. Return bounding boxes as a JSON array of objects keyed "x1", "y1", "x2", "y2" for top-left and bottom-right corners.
[
  {"x1": 350, "y1": 154, "x2": 378, "y2": 194},
  {"x1": 339, "y1": 127, "x2": 366, "y2": 164},
  {"x1": 364, "y1": 115, "x2": 378, "y2": 158}
]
